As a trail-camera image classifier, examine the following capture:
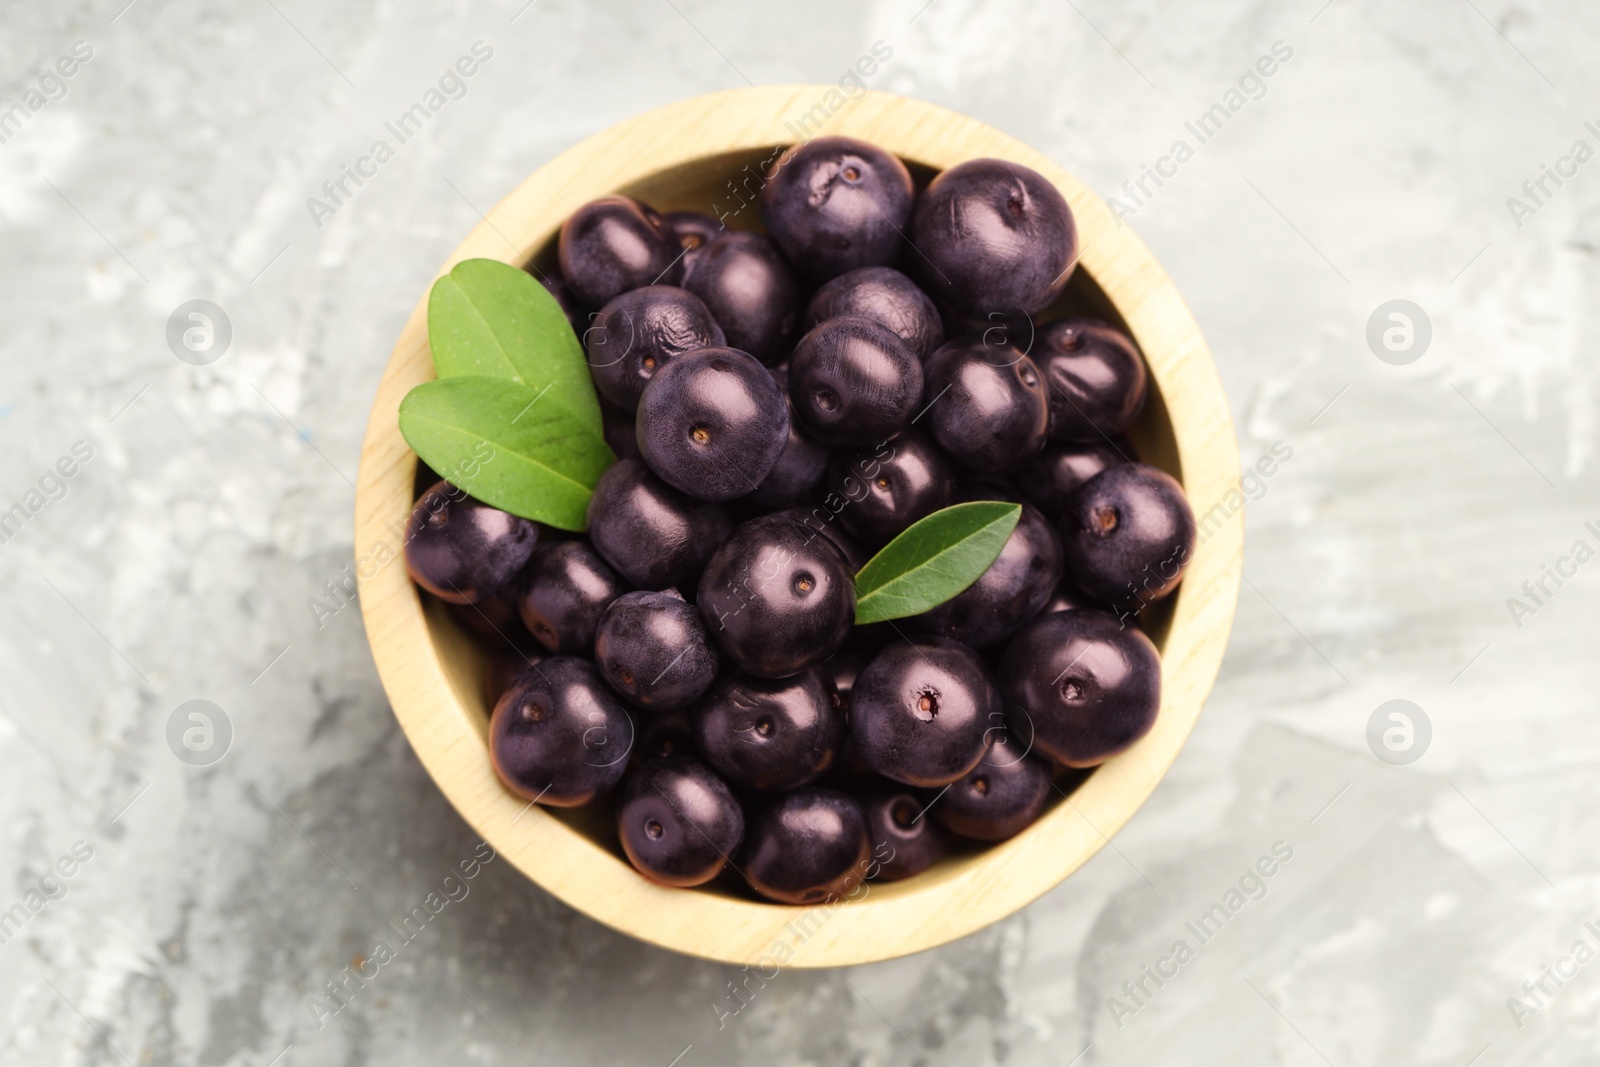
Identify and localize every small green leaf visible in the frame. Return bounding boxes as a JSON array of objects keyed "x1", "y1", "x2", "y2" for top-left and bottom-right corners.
[
  {"x1": 853, "y1": 502, "x2": 1022, "y2": 625},
  {"x1": 399, "y1": 376, "x2": 615, "y2": 532},
  {"x1": 427, "y1": 258, "x2": 601, "y2": 434}
]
